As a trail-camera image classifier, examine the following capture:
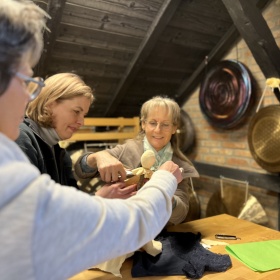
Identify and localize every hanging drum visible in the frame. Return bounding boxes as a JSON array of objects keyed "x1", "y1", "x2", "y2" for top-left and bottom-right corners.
[
  {"x1": 248, "y1": 78, "x2": 280, "y2": 173},
  {"x1": 178, "y1": 109, "x2": 195, "y2": 154},
  {"x1": 248, "y1": 105, "x2": 280, "y2": 173},
  {"x1": 199, "y1": 60, "x2": 253, "y2": 129}
]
